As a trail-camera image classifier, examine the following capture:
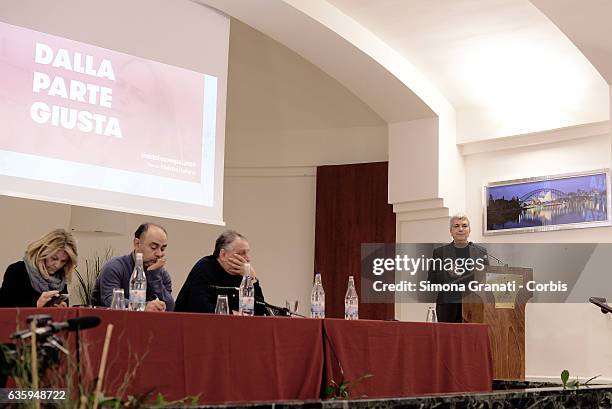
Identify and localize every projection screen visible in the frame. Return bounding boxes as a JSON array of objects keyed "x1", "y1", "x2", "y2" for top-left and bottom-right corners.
[{"x1": 0, "y1": 12, "x2": 228, "y2": 225}]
